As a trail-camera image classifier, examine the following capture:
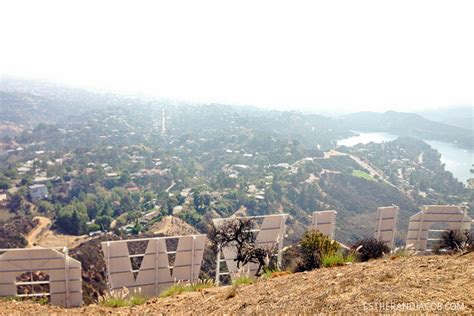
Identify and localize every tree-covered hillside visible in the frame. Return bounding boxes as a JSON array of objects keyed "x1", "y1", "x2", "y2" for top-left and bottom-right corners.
[{"x1": 1, "y1": 81, "x2": 471, "y2": 247}]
